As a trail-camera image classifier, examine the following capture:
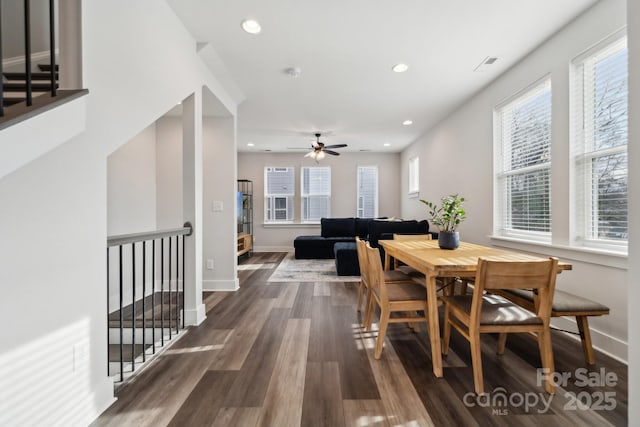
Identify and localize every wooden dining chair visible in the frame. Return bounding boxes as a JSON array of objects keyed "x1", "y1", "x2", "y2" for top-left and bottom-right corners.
[
  {"x1": 356, "y1": 237, "x2": 417, "y2": 313},
  {"x1": 364, "y1": 242, "x2": 429, "y2": 359},
  {"x1": 441, "y1": 257, "x2": 559, "y2": 394}
]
